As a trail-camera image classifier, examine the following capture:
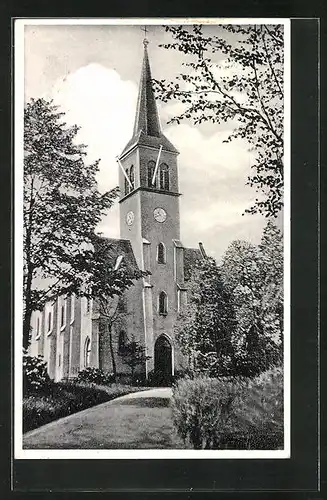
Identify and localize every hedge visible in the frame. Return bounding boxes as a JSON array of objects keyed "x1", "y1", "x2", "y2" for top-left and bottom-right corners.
[{"x1": 171, "y1": 367, "x2": 283, "y2": 450}]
